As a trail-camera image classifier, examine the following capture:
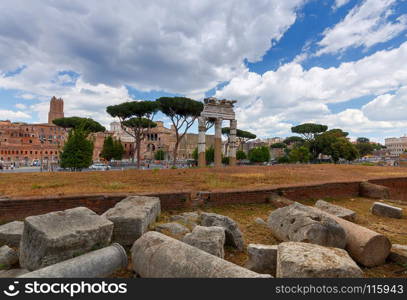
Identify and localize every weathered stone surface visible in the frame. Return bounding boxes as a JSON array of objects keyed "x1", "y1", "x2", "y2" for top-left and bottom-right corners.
[
  {"x1": 0, "y1": 268, "x2": 29, "y2": 278},
  {"x1": 277, "y1": 242, "x2": 363, "y2": 278},
  {"x1": 245, "y1": 244, "x2": 277, "y2": 276},
  {"x1": 183, "y1": 226, "x2": 225, "y2": 258},
  {"x1": 269, "y1": 193, "x2": 295, "y2": 208},
  {"x1": 360, "y1": 182, "x2": 390, "y2": 199},
  {"x1": 102, "y1": 196, "x2": 161, "y2": 245},
  {"x1": 20, "y1": 207, "x2": 113, "y2": 271},
  {"x1": 267, "y1": 203, "x2": 347, "y2": 249},
  {"x1": 315, "y1": 200, "x2": 357, "y2": 222},
  {"x1": 0, "y1": 221, "x2": 24, "y2": 247},
  {"x1": 200, "y1": 213, "x2": 244, "y2": 251},
  {"x1": 155, "y1": 222, "x2": 190, "y2": 237},
  {"x1": 254, "y1": 218, "x2": 267, "y2": 226},
  {"x1": 388, "y1": 244, "x2": 407, "y2": 265},
  {"x1": 0, "y1": 246, "x2": 18, "y2": 270},
  {"x1": 170, "y1": 212, "x2": 199, "y2": 227},
  {"x1": 371, "y1": 202, "x2": 403, "y2": 219},
  {"x1": 131, "y1": 231, "x2": 271, "y2": 278},
  {"x1": 314, "y1": 207, "x2": 391, "y2": 267}
]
